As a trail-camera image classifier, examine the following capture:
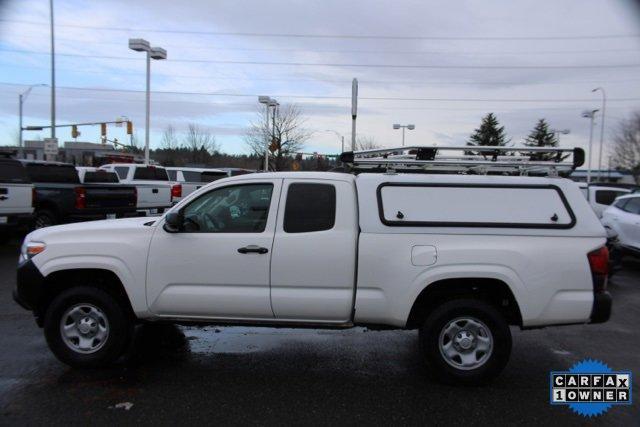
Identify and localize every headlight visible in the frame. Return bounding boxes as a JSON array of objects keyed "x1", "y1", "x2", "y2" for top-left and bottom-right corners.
[{"x1": 19, "y1": 241, "x2": 46, "y2": 263}]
